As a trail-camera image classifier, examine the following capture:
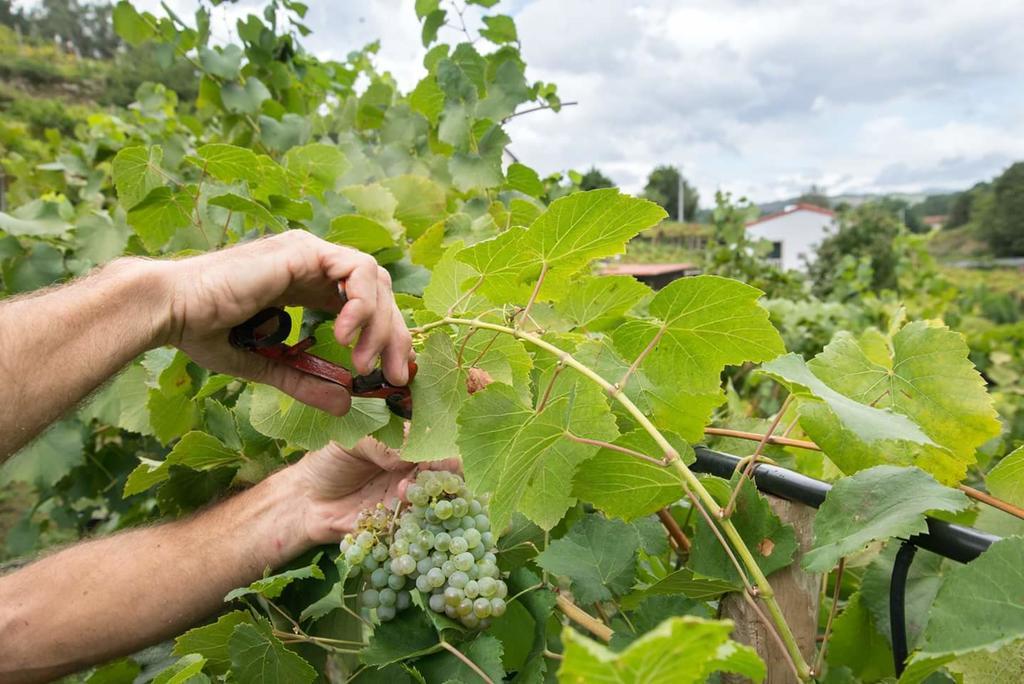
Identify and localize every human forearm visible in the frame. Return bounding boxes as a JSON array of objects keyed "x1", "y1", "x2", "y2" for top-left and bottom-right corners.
[
  {"x1": 0, "y1": 258, "x2": 172, "y2": 458},
  {"x1": 0, "y1": 466, "x2": 312, "y2": 683}
]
